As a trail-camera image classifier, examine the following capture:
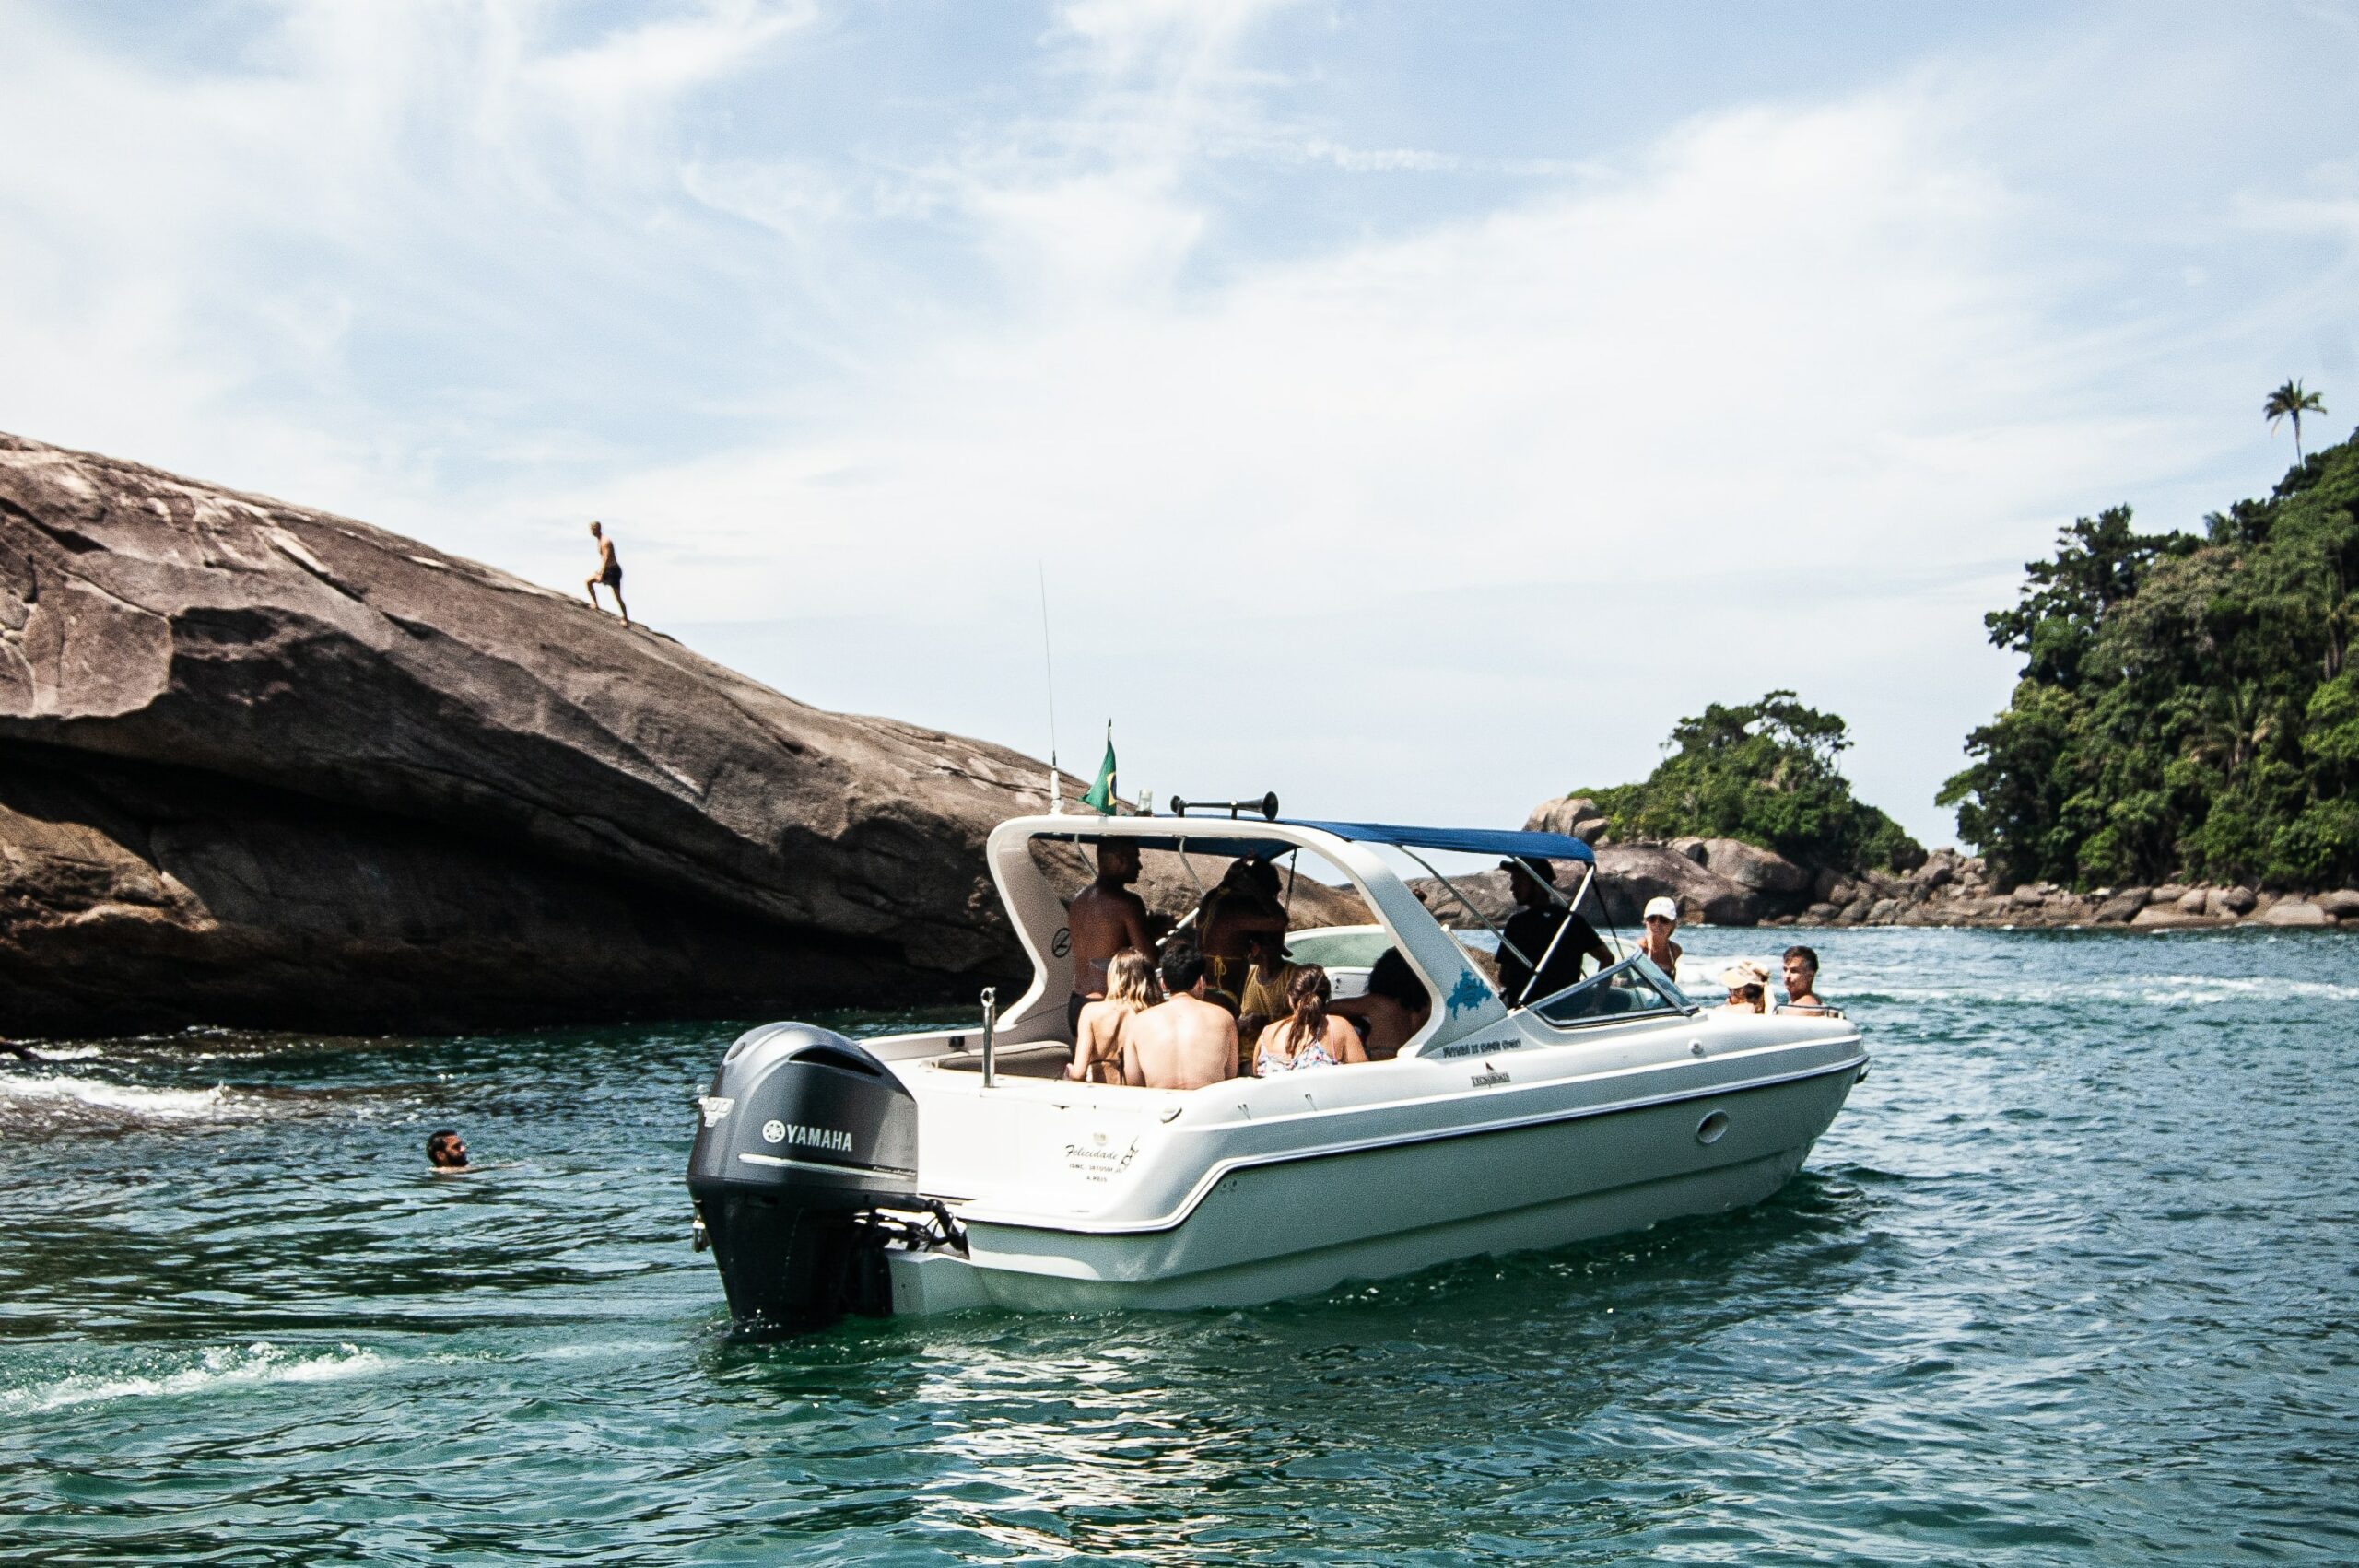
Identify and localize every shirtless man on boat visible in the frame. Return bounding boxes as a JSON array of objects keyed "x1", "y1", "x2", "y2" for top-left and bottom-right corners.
[
  {"x1": 1122, "y1": 945, "x2": 1238, "y2": 1089},
  {"x1": 1067, "y1": 841, "x2": 1154, "y2": 1037}
]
